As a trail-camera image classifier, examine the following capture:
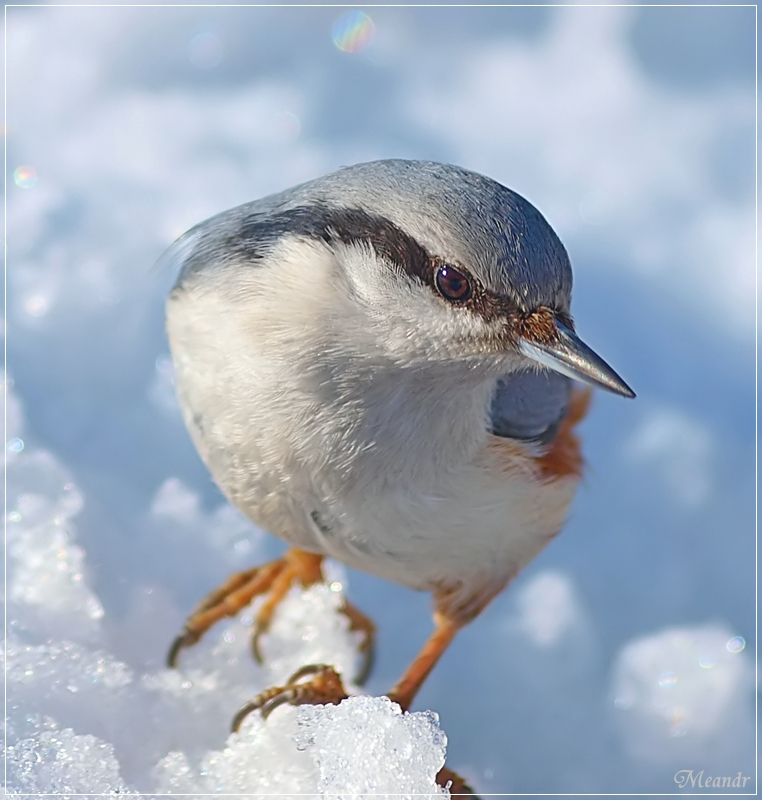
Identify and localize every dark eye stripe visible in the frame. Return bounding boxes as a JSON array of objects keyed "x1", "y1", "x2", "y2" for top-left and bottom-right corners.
[{"x1": 215, "y1": 203, "x2": 526, "y2": 324}]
